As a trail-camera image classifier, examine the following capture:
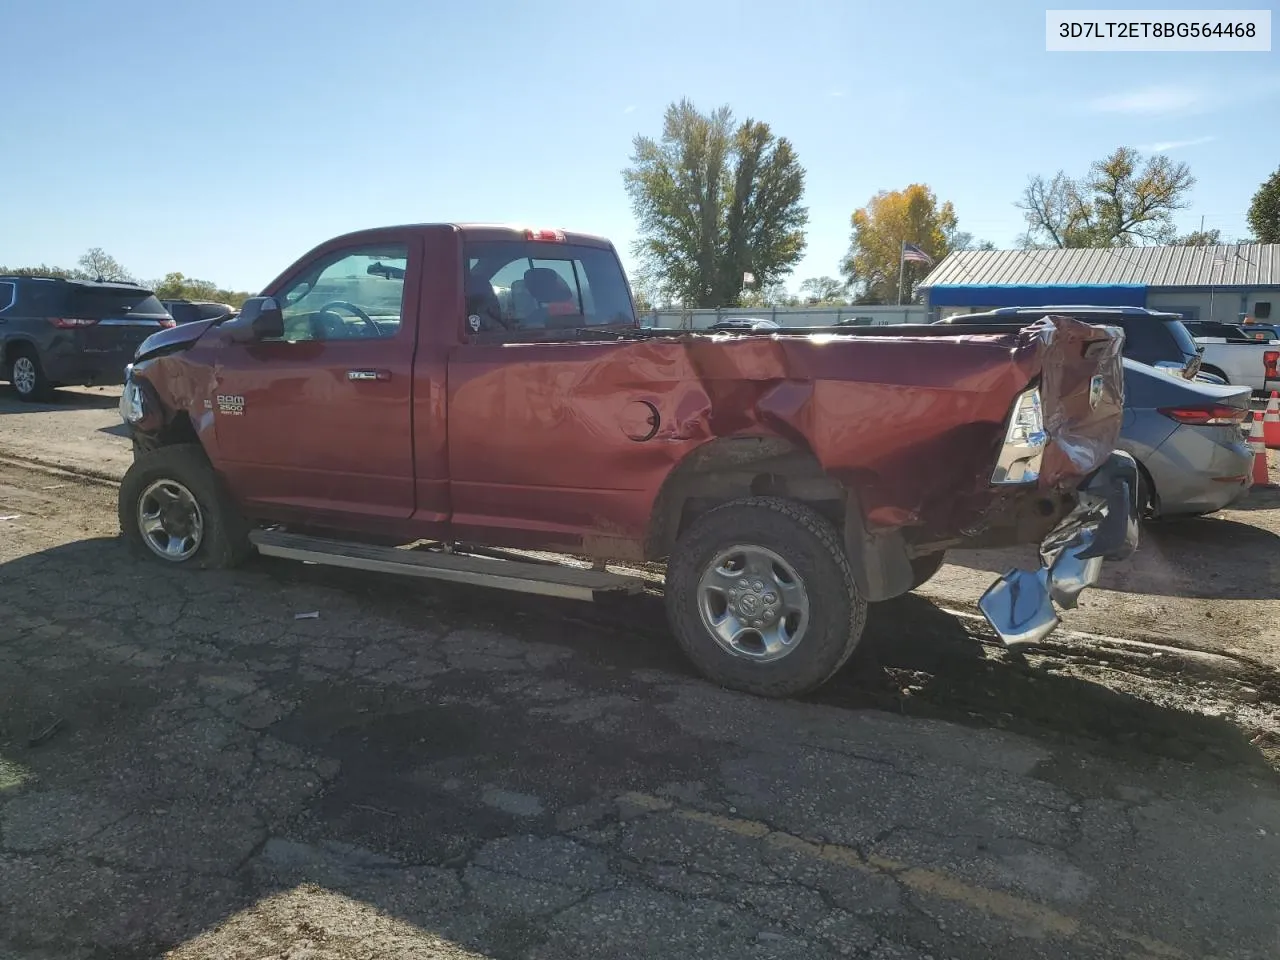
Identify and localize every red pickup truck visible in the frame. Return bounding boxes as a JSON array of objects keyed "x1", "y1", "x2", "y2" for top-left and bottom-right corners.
[{"x1": 117, "y1": 223, "x2": 1138, "y2": 697}]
